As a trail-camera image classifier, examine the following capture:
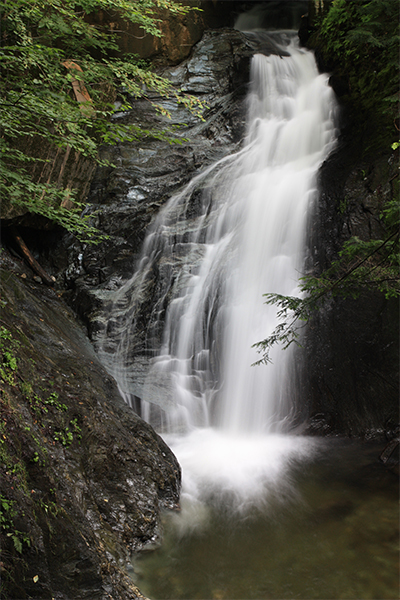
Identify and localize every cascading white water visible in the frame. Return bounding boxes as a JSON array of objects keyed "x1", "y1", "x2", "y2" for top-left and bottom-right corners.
[
  {"x1": 218, "y1": 45, "x2": 337, "y2": 434},
  {"x1": 99, "y1": 31, "x2": 338, "y2": 511}
]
